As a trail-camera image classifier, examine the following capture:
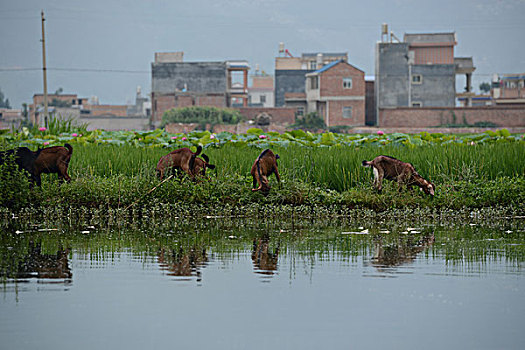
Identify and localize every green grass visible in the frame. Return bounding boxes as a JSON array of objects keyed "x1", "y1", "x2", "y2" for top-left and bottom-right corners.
[
  {"x1": 1, "y1": 142, "x2": 524, "y2": 213},
  {"x1": 68, "y1": 142, "x2": 524, "y2": 192}
]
